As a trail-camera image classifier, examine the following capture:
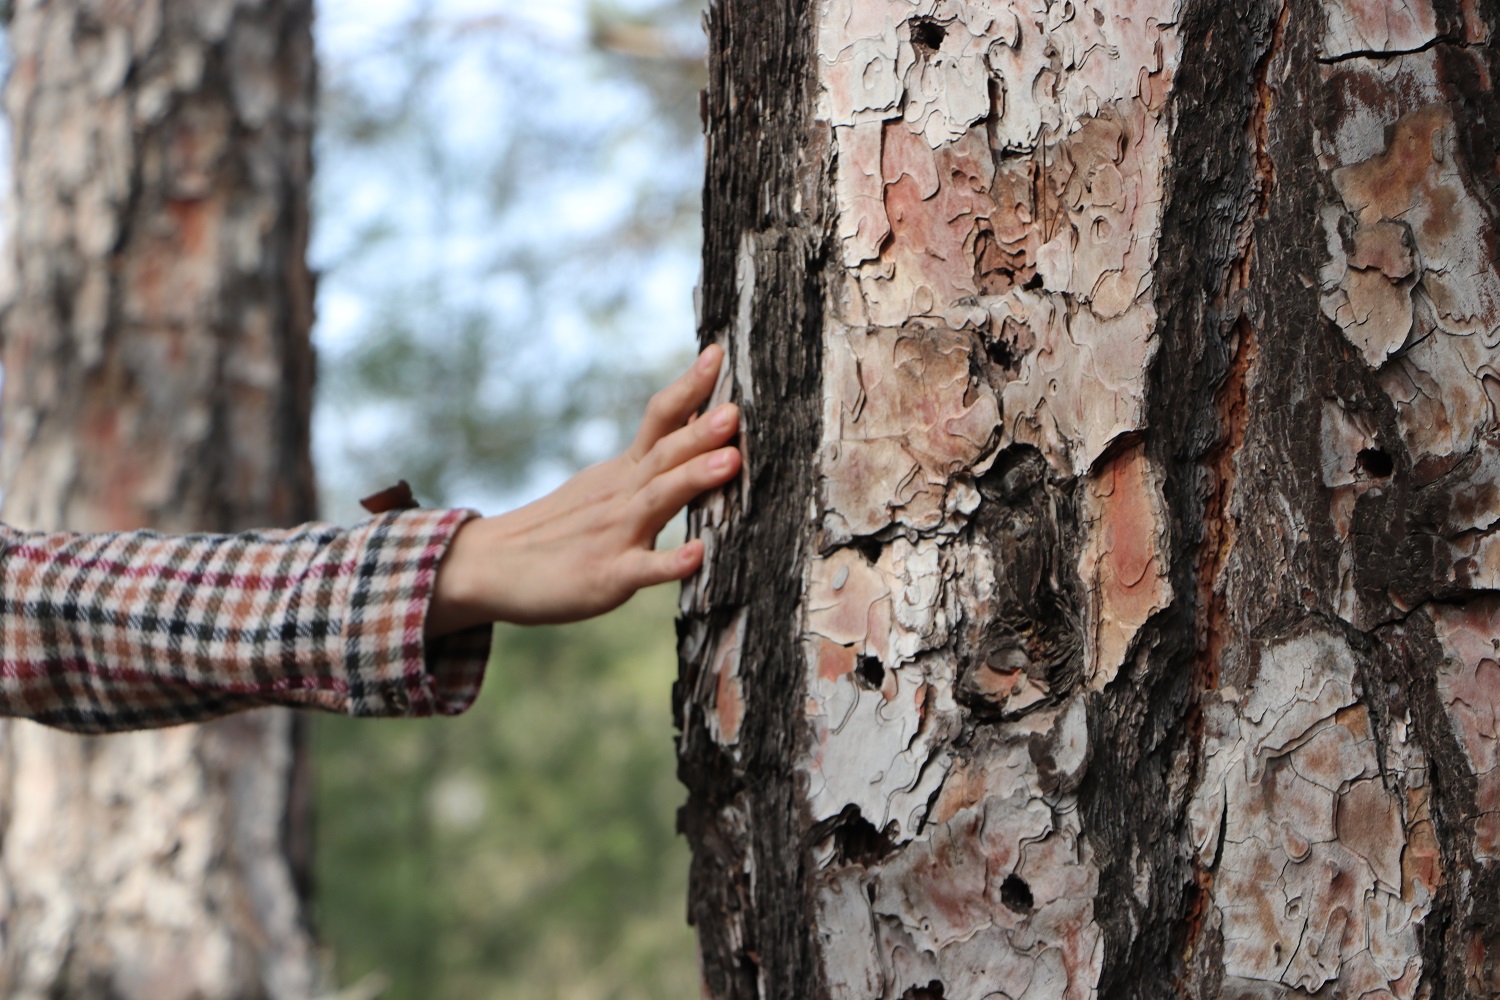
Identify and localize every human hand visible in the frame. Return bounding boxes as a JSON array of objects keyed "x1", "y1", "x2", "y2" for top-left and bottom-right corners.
[{"x1": 425, "y1": 345, "x2": 740, "y2": 634}]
